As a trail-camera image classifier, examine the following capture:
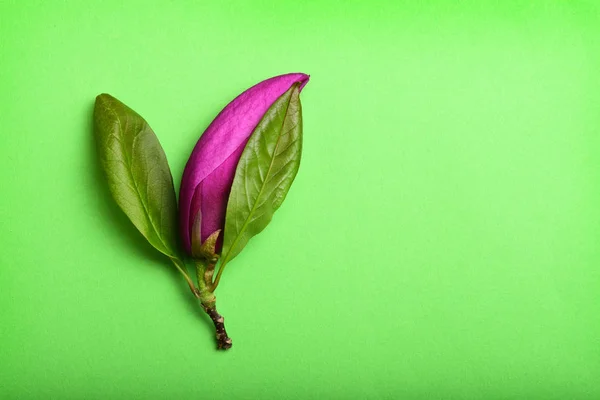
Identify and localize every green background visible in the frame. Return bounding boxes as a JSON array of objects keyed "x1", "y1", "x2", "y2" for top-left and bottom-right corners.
[{"x1": 1, "y1": 1, "x2": 599, "y2": 398}]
